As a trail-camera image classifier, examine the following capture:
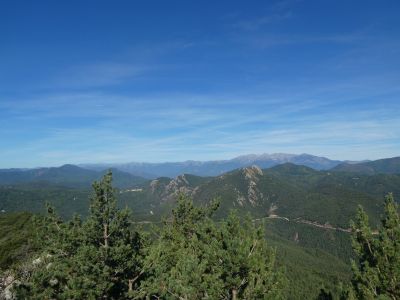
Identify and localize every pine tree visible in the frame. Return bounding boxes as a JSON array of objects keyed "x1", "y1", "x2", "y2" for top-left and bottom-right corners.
[
  {"x1": 218, "y1": 212, "x2": 285, "y2": 299},
  {"x1": 137, "y1": 194, "x2": 223, "y2": 299},
  {"x1": 16, "y1": 171, "x2": 145, "y2": 299},
  {"x1": 139, "y1": 194, "x2": 284, "y2": 299},
  {"x1": 350, "y1": 193, "x2": 400, "y2": 299}
]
